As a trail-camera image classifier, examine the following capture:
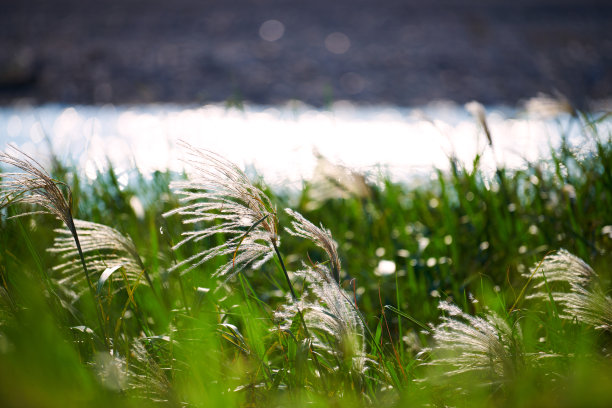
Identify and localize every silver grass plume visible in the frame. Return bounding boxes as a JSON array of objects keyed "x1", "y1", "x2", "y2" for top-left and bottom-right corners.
[
  {"x1": 0, "y1": 146, "x2": 111, "y2": 345},
  {"x1": 523, "y1": 249, "x2": 596, "y2": 290},
  {"x1": 0, "y1": 145, "x2": 75, "y2": 231},
  {"x1": 276, "y1": 210, "x2": 368, "y2": 373},
  {"x1": 0, "y1": 146, "x2": 98, "y2": 299},
  {"x1": 524, "y1": 249, "x2": 612, "y2": 330},
  {"x1": 276, "y1": 264, "x2": 368, "y2": 373},
  {"x1": 163, "y1": 142, "x2": 278, "y2": 279},
  {"x1": 423, "y1": 301, "x2": 524, "y2": 384},
  {"x1": 48, "y1": 219, "x2": 148, "y2": 298},
  {"x1": 306, "y1": 151, "x2": 371, "y2": 209},
  {"x1": 285, "y1": 208, "x2": 341, "y2": 283}
]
